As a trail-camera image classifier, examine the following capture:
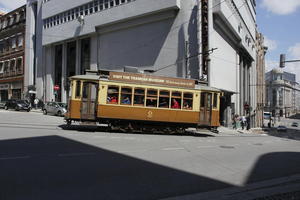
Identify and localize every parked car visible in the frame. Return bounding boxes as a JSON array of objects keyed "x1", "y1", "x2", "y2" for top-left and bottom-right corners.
[
  {"x1": 43, "y1": 102, "x2": 67, "y2": 116},
  {"x1": 291, "y1": 122, "x2": 299, "y2": 127},
  {"x1": 277, "y1": 125, "x2": 287, "y2": 132},
  {"x1": 0, "y1": 100, "x2": 7, "y2": 109},
  {"x1": 4, "y1": 99, "x2": 31, "y2": 112}
]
